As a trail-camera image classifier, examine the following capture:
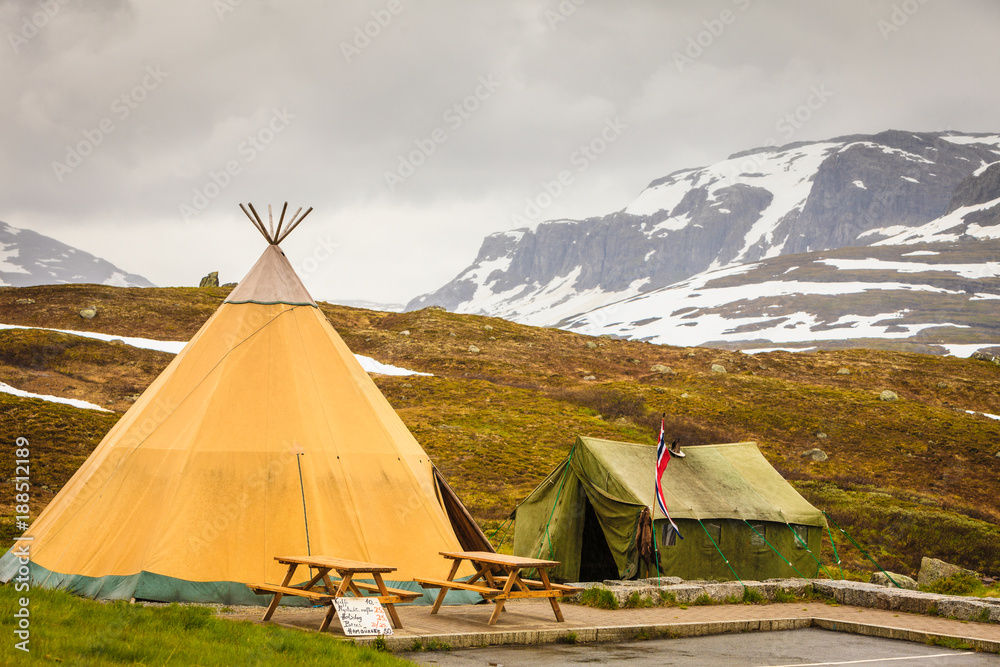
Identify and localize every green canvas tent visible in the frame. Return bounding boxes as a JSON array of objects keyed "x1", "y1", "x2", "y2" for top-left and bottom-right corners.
[{"x1": 512, "y1": 437, "x2": 827, "y2": 582}]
